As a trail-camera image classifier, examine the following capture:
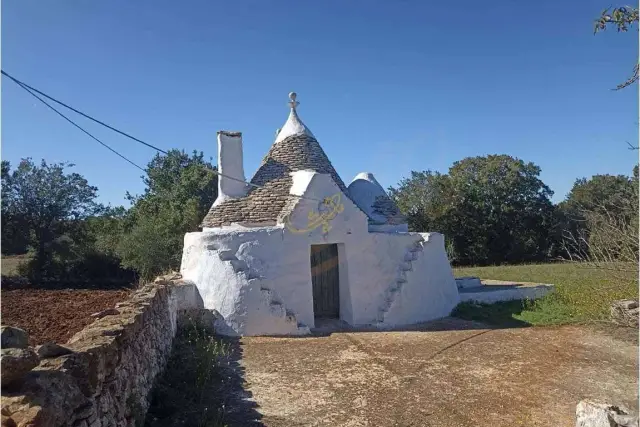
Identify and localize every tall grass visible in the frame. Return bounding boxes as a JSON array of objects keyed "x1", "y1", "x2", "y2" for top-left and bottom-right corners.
[{"x1": 146, "y1": 316, "x2": 230, "y2": 427}]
